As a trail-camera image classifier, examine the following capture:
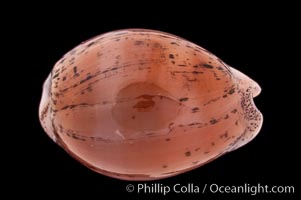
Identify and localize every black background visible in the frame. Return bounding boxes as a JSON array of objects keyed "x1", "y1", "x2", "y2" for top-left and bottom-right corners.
[{"x1": 7, "y1": 4, "x2": 298, "y2": 199}]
